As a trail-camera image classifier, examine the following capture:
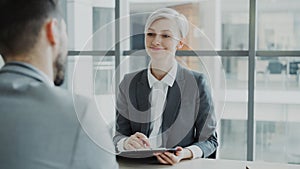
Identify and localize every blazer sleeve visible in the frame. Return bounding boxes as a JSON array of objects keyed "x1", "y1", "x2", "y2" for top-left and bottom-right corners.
[
  {"x1": 192, "y1": 73, "x2": 218, "y2": 158},
  {"x1": 113, "y1": 75, "x2": 132, "y2": 147}
]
